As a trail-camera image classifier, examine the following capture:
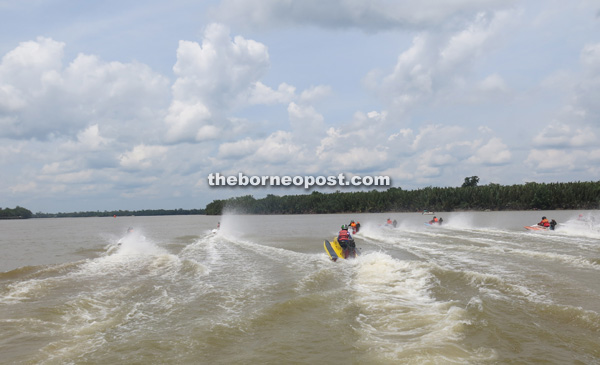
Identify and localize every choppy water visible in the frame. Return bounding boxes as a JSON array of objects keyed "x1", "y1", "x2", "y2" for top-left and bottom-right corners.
[{"x1": 1, "y1": 211, "x2": 599, "y2": 364}]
